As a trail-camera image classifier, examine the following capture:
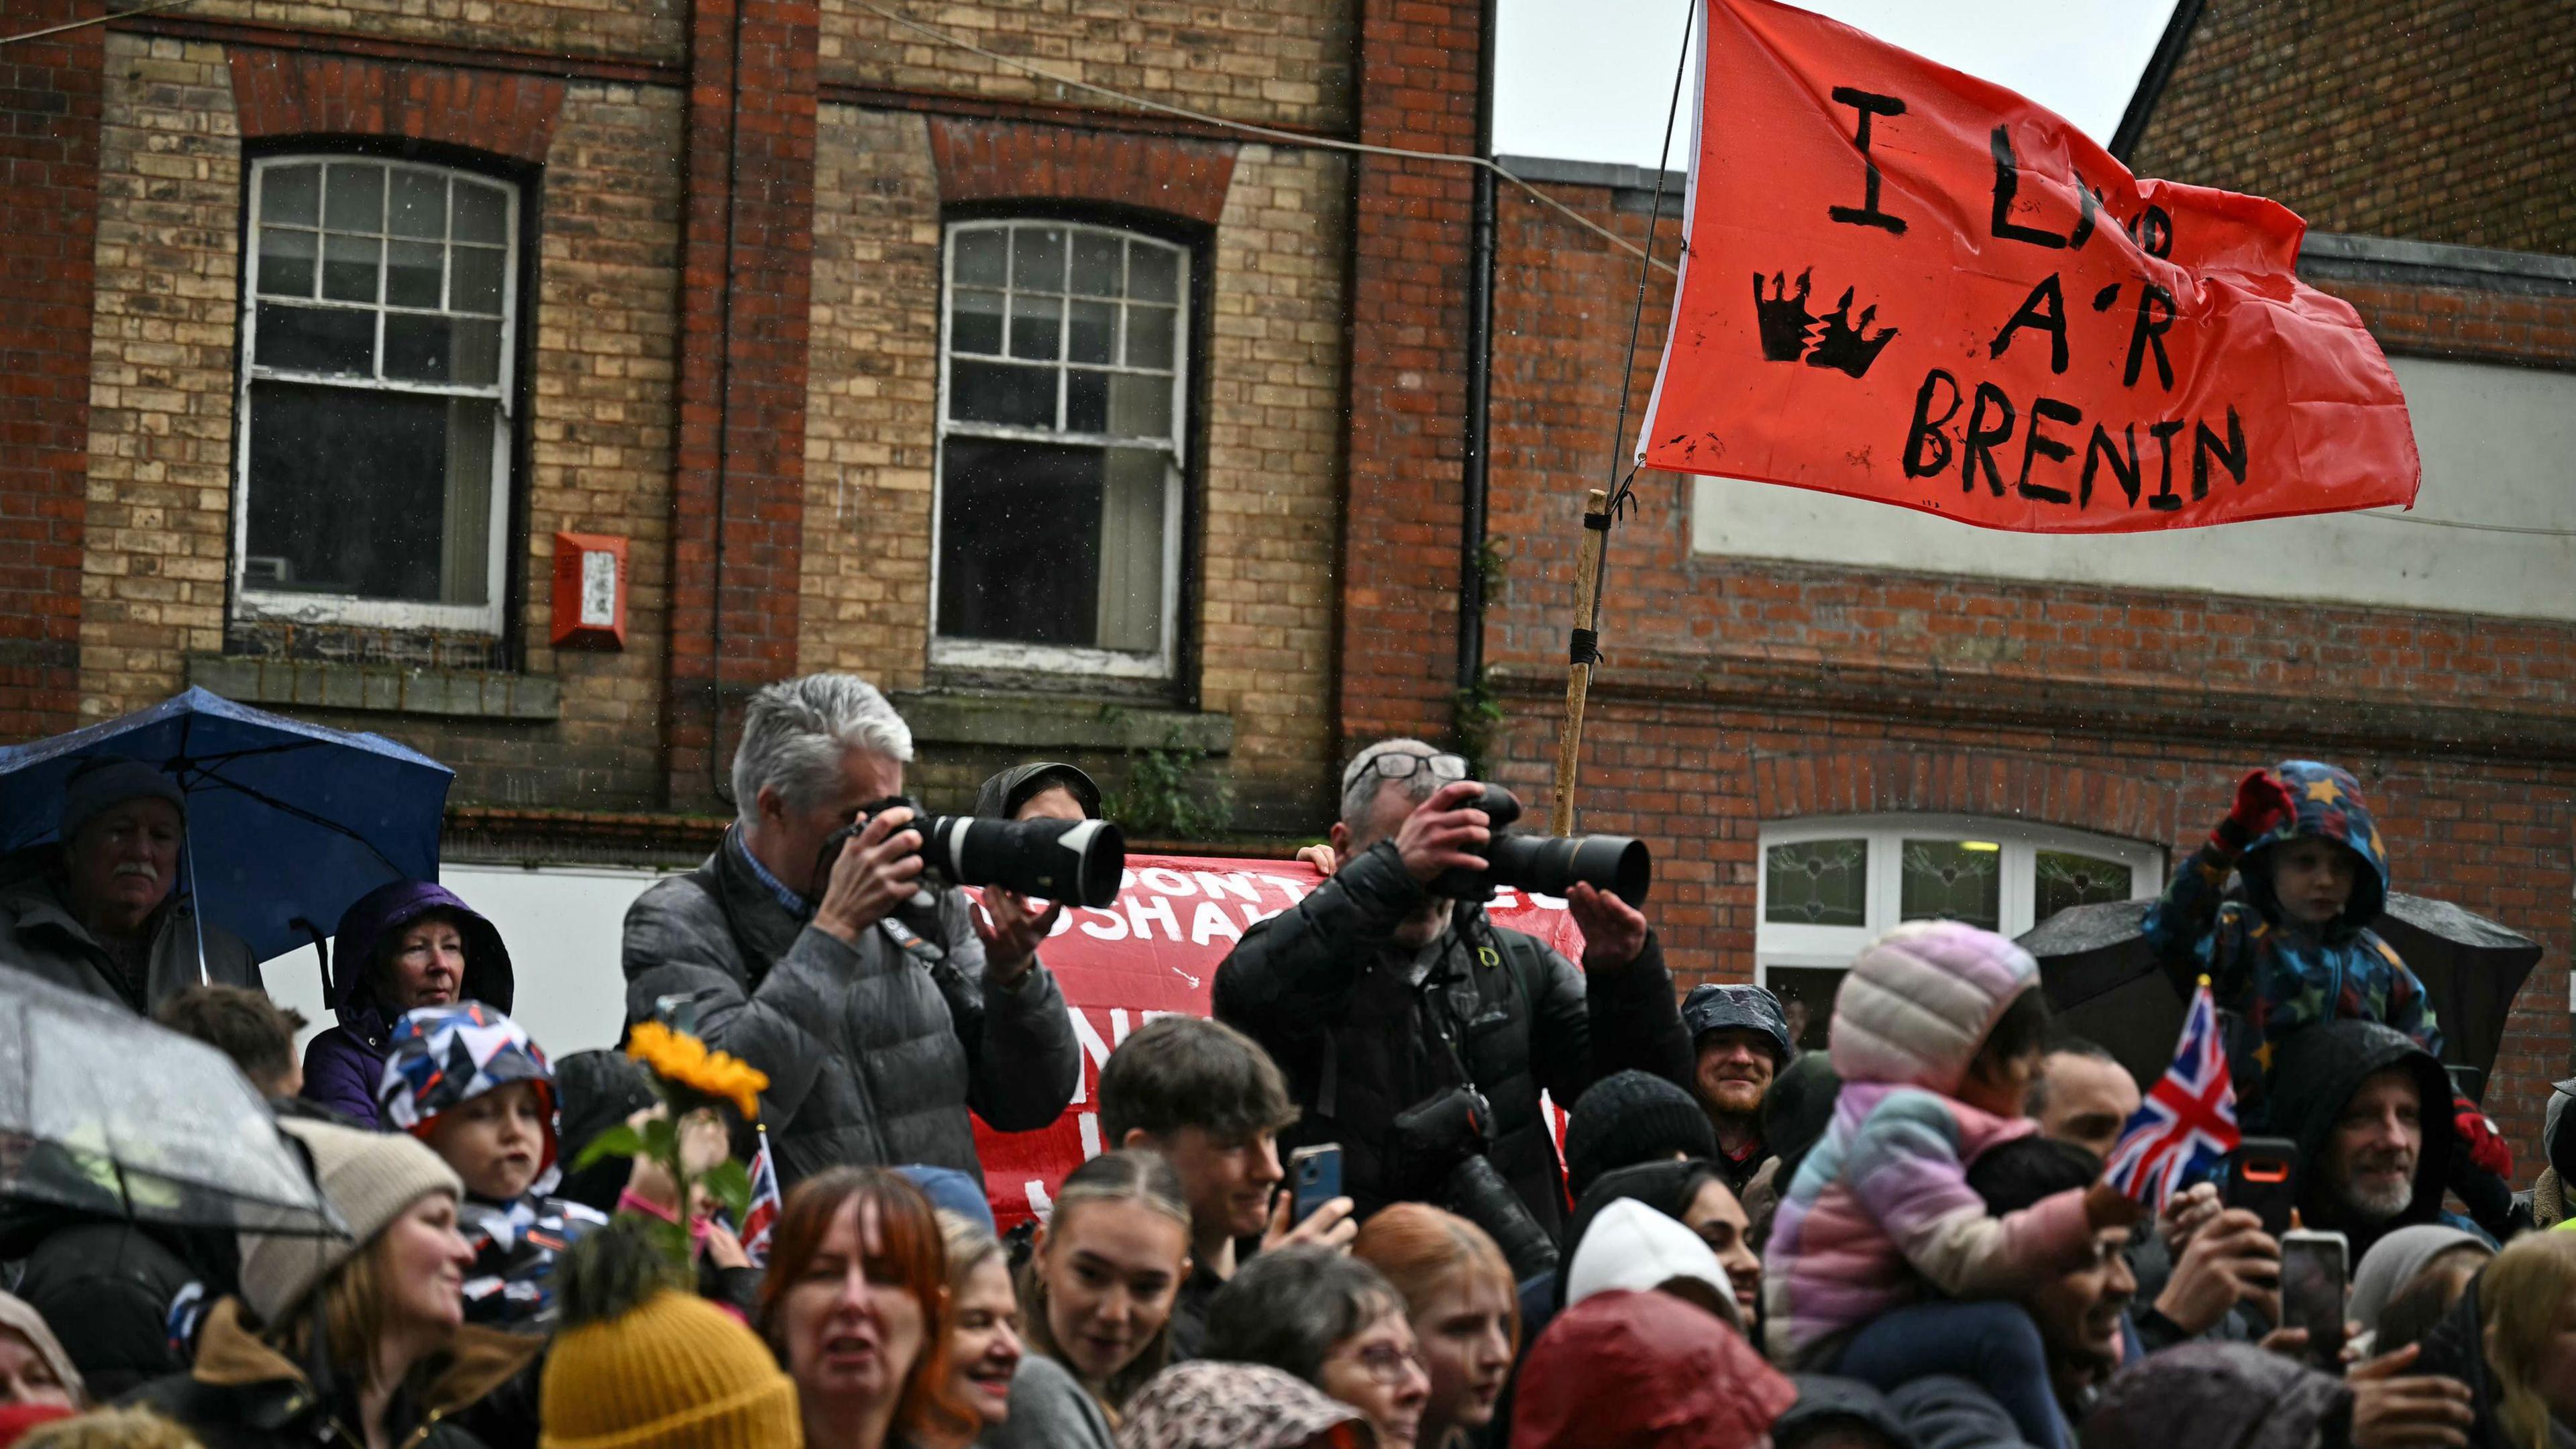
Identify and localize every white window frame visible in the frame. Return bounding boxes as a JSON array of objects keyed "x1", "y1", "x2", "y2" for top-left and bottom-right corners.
[
  {"x1": 929, "y1": 219, "x2": 1190, "y2": 680},
  {"x1": 233, "y1": 155, "x2": 519, "y2": 635},
  {"x1": 1754, "y1": 814, "x2": 2165, "y2": 983}
]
